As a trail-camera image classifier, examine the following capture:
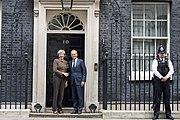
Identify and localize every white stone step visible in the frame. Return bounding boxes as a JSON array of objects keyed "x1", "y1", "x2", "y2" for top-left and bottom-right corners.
[
  {"x1": 101, "y1": 110, "x2": 180, "y2": 119},
  {"x1": 29, "y1": 112, "x2": 102, "y2": 118},
  {"x1": 1, "y1": 118, "x2": 180, "y2": 120}
]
